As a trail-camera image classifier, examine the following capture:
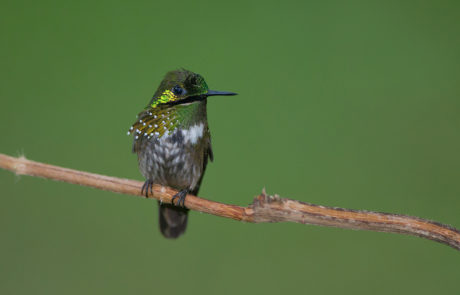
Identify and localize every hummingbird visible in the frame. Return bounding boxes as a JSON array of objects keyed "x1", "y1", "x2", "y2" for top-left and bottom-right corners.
[{"x1": 127, "y1": 69, "x2": 237, "y2": 238}]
